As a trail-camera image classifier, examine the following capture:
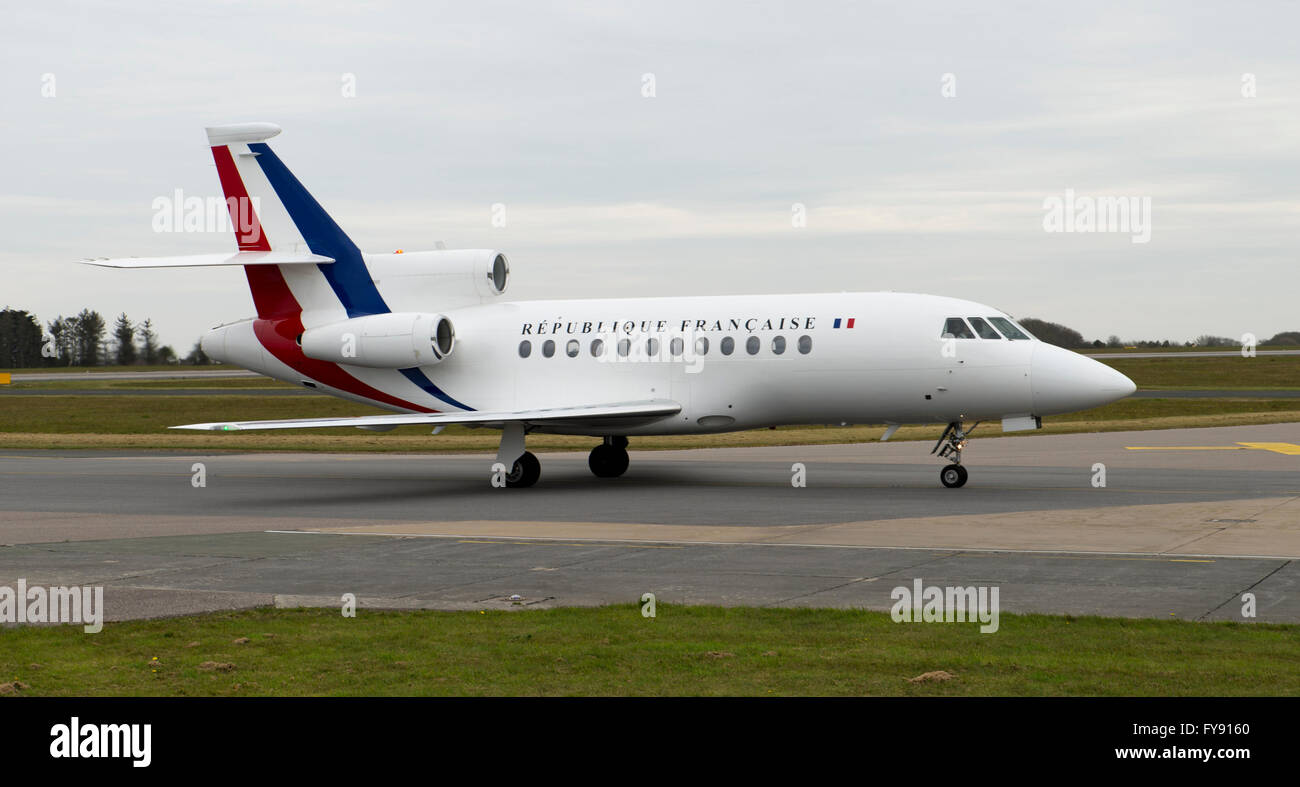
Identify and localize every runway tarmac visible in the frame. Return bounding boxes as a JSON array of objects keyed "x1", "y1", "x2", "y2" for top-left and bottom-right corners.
[
  {"x1": 0, "y1": 422, "x2": 1296, "y2": 623},
  {"x1": 9, "y1": 369, "x2": 258, "y2": 382},
  {"x1": 0, "y1": 387, "x2": 314, "y2": 396}
]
